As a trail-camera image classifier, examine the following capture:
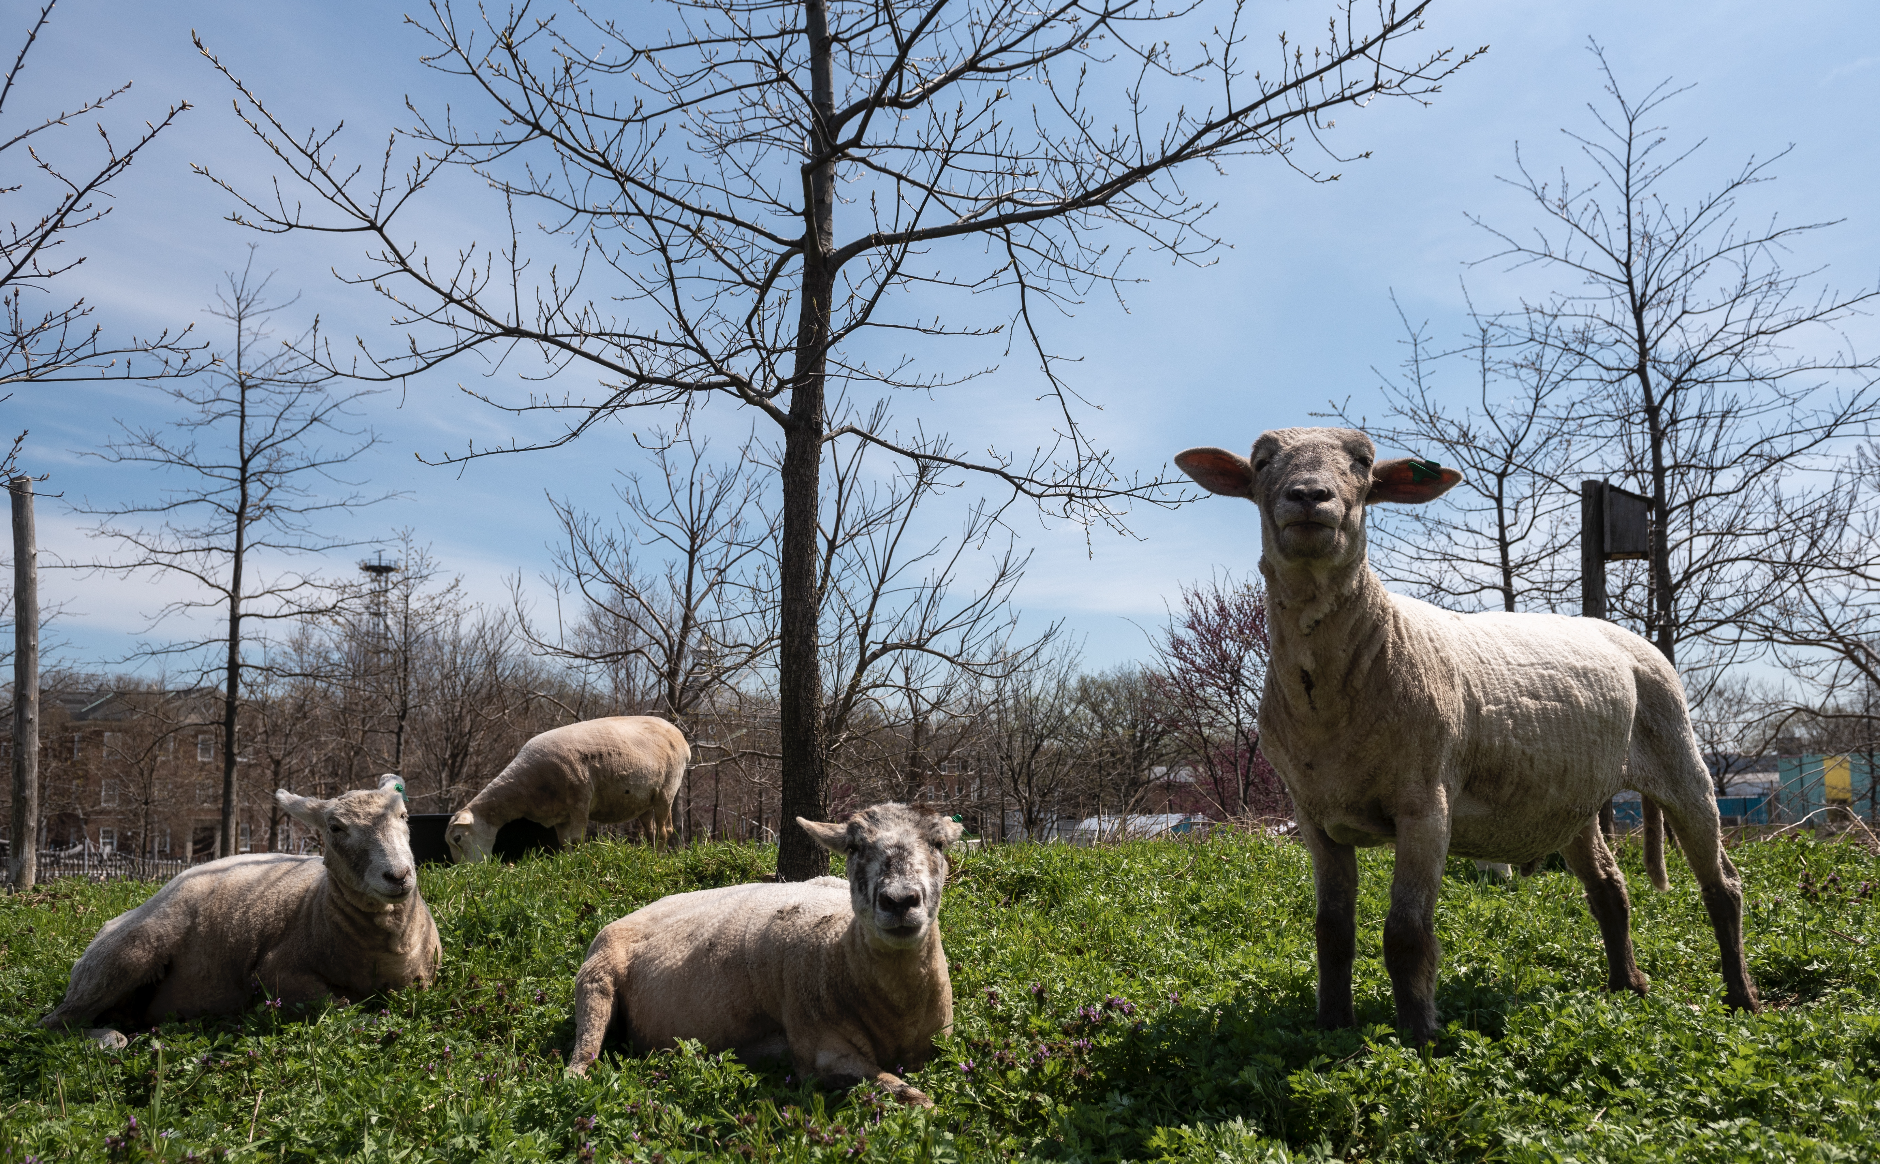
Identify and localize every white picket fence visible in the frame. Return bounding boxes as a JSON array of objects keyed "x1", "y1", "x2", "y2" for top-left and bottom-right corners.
[{"x1": 11, "y1": 847, "x2": 193, "y2": 884}]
